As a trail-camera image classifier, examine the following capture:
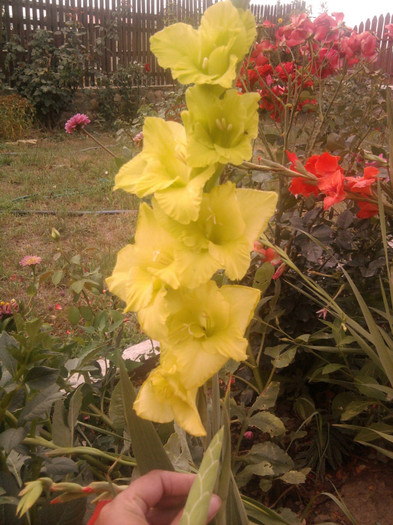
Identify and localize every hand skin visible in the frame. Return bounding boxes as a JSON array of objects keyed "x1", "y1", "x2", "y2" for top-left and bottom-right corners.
[{"x1": 95, "y1": 470, "x2": 222, "y2": 525}]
